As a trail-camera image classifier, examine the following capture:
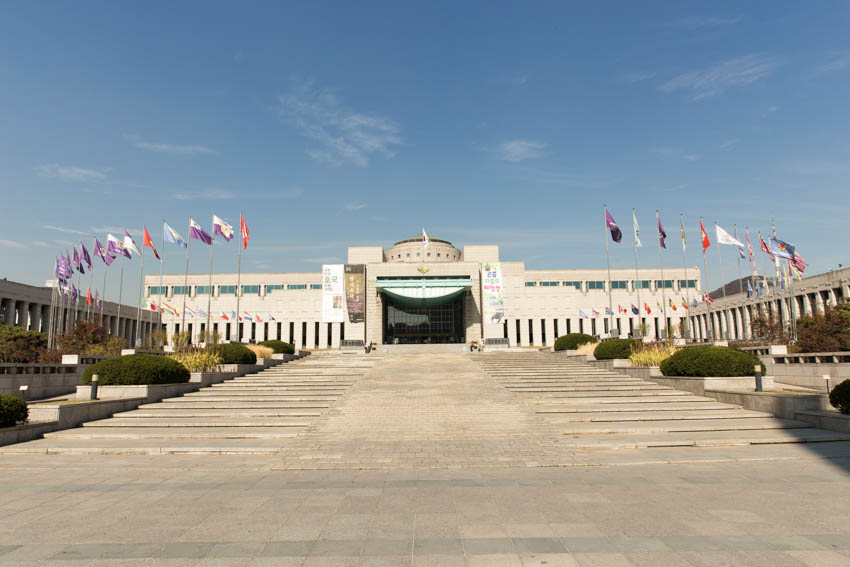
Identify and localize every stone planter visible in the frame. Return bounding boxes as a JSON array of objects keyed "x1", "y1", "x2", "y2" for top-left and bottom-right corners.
[
  {"x1": 76, "y1": 382, "x2": 197, "y2": 404},
  {"x1": 29, "y1": 398, "x2": 147, "y2": 429},
  {"x1": 643, "y1": 374, "x2": 774, "y2": 396},
  {"x1": 1, "y1": 363, "x2": 82, "y2": 400}
]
